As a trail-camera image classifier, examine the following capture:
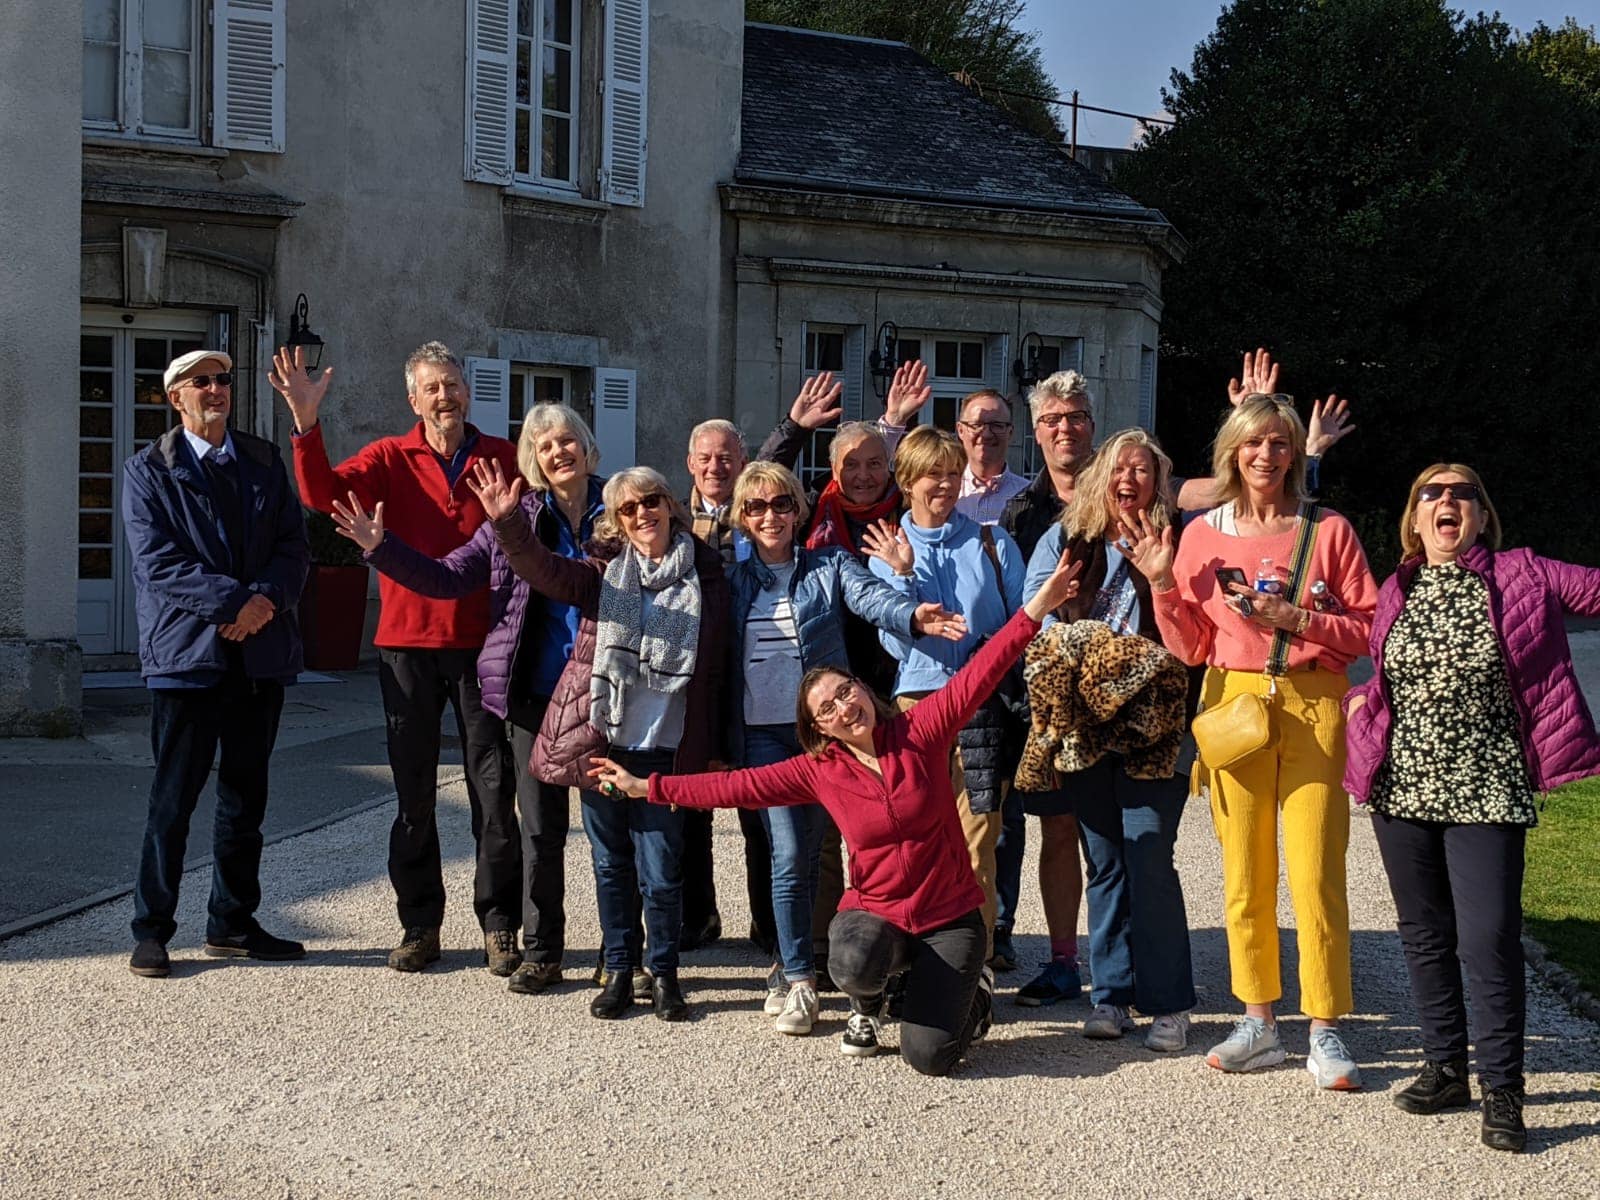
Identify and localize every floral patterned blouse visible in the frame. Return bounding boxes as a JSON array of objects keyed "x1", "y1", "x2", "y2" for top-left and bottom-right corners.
[{"x1": 1369, "y1": 563, "x2": 1537, "y2": 825}]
